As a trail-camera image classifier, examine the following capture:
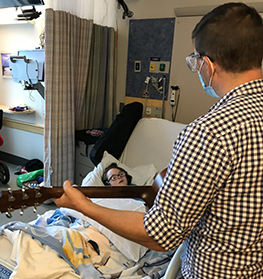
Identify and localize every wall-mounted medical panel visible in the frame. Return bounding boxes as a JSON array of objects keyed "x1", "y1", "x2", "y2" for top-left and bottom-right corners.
[
  {"x1": 149, "y1": 61, "x2": 170, "y2": 74},
  {"x1": 126, "y1": 18, "x2": 175, "y2": 100}
]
